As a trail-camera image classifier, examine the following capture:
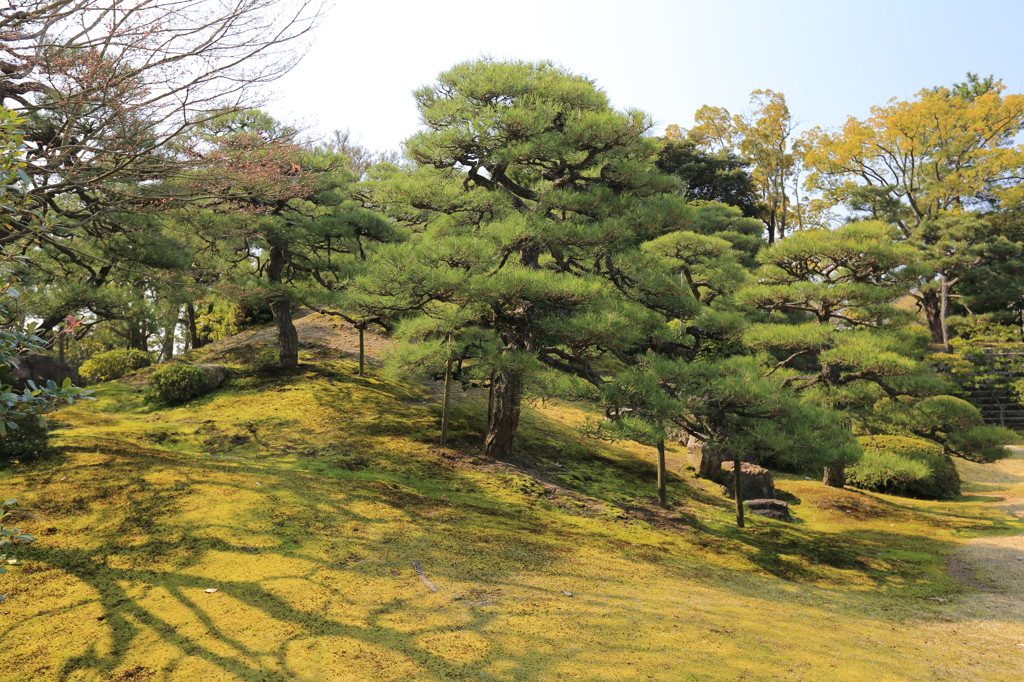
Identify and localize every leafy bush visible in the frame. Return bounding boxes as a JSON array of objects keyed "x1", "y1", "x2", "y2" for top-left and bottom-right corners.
[
  {"x1": 79, "y1": 348, "x2": 152, "y2": 382},
  {"x1": 847, "y1": 435, "x2": 960, "y2": 500},
  {"x1": 147, "y1": 363, "x2": 210, "y2": 405},
  {"x1": 0, "y1": 417, "x2": 52, "y2": 465}
]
